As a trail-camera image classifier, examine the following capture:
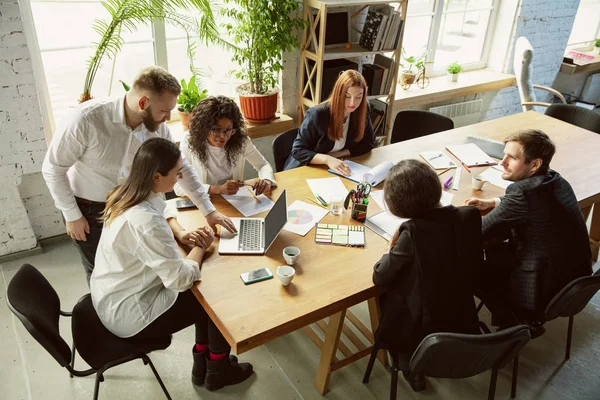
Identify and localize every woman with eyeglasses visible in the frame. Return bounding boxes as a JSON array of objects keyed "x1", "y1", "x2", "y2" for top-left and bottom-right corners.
[
  {"x1": 283, "y1": 70, "x2": 375, "y2": 174},
  {"x1": 176, "y1": 96, "x2": 276, "y2": 196}
]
